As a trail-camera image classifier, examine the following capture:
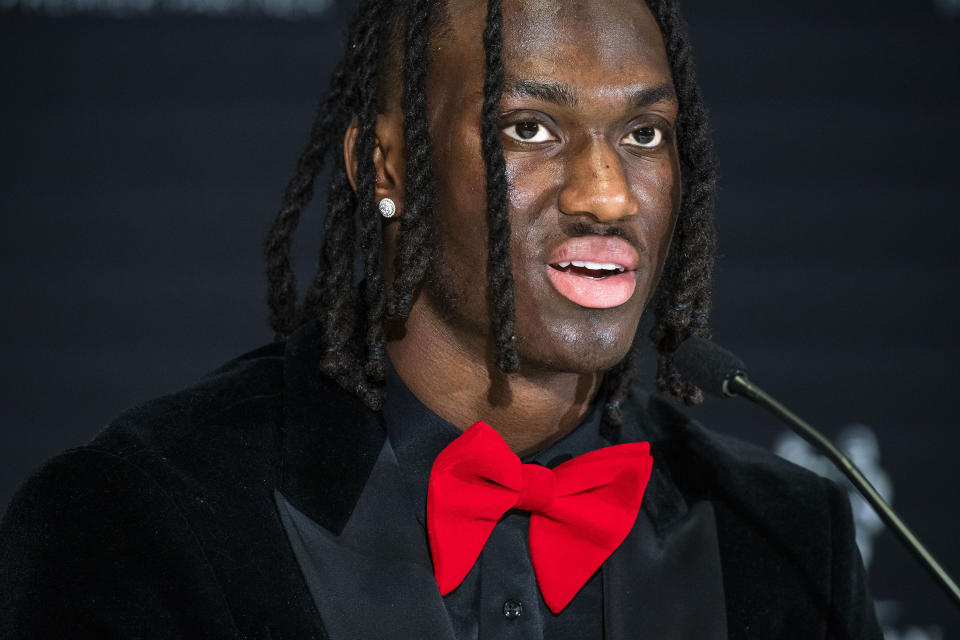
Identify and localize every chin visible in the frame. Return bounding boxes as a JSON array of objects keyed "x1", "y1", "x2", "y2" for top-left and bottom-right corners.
[{"x1": 516, "y1": 313, "x2": 639, "y2": 375}]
